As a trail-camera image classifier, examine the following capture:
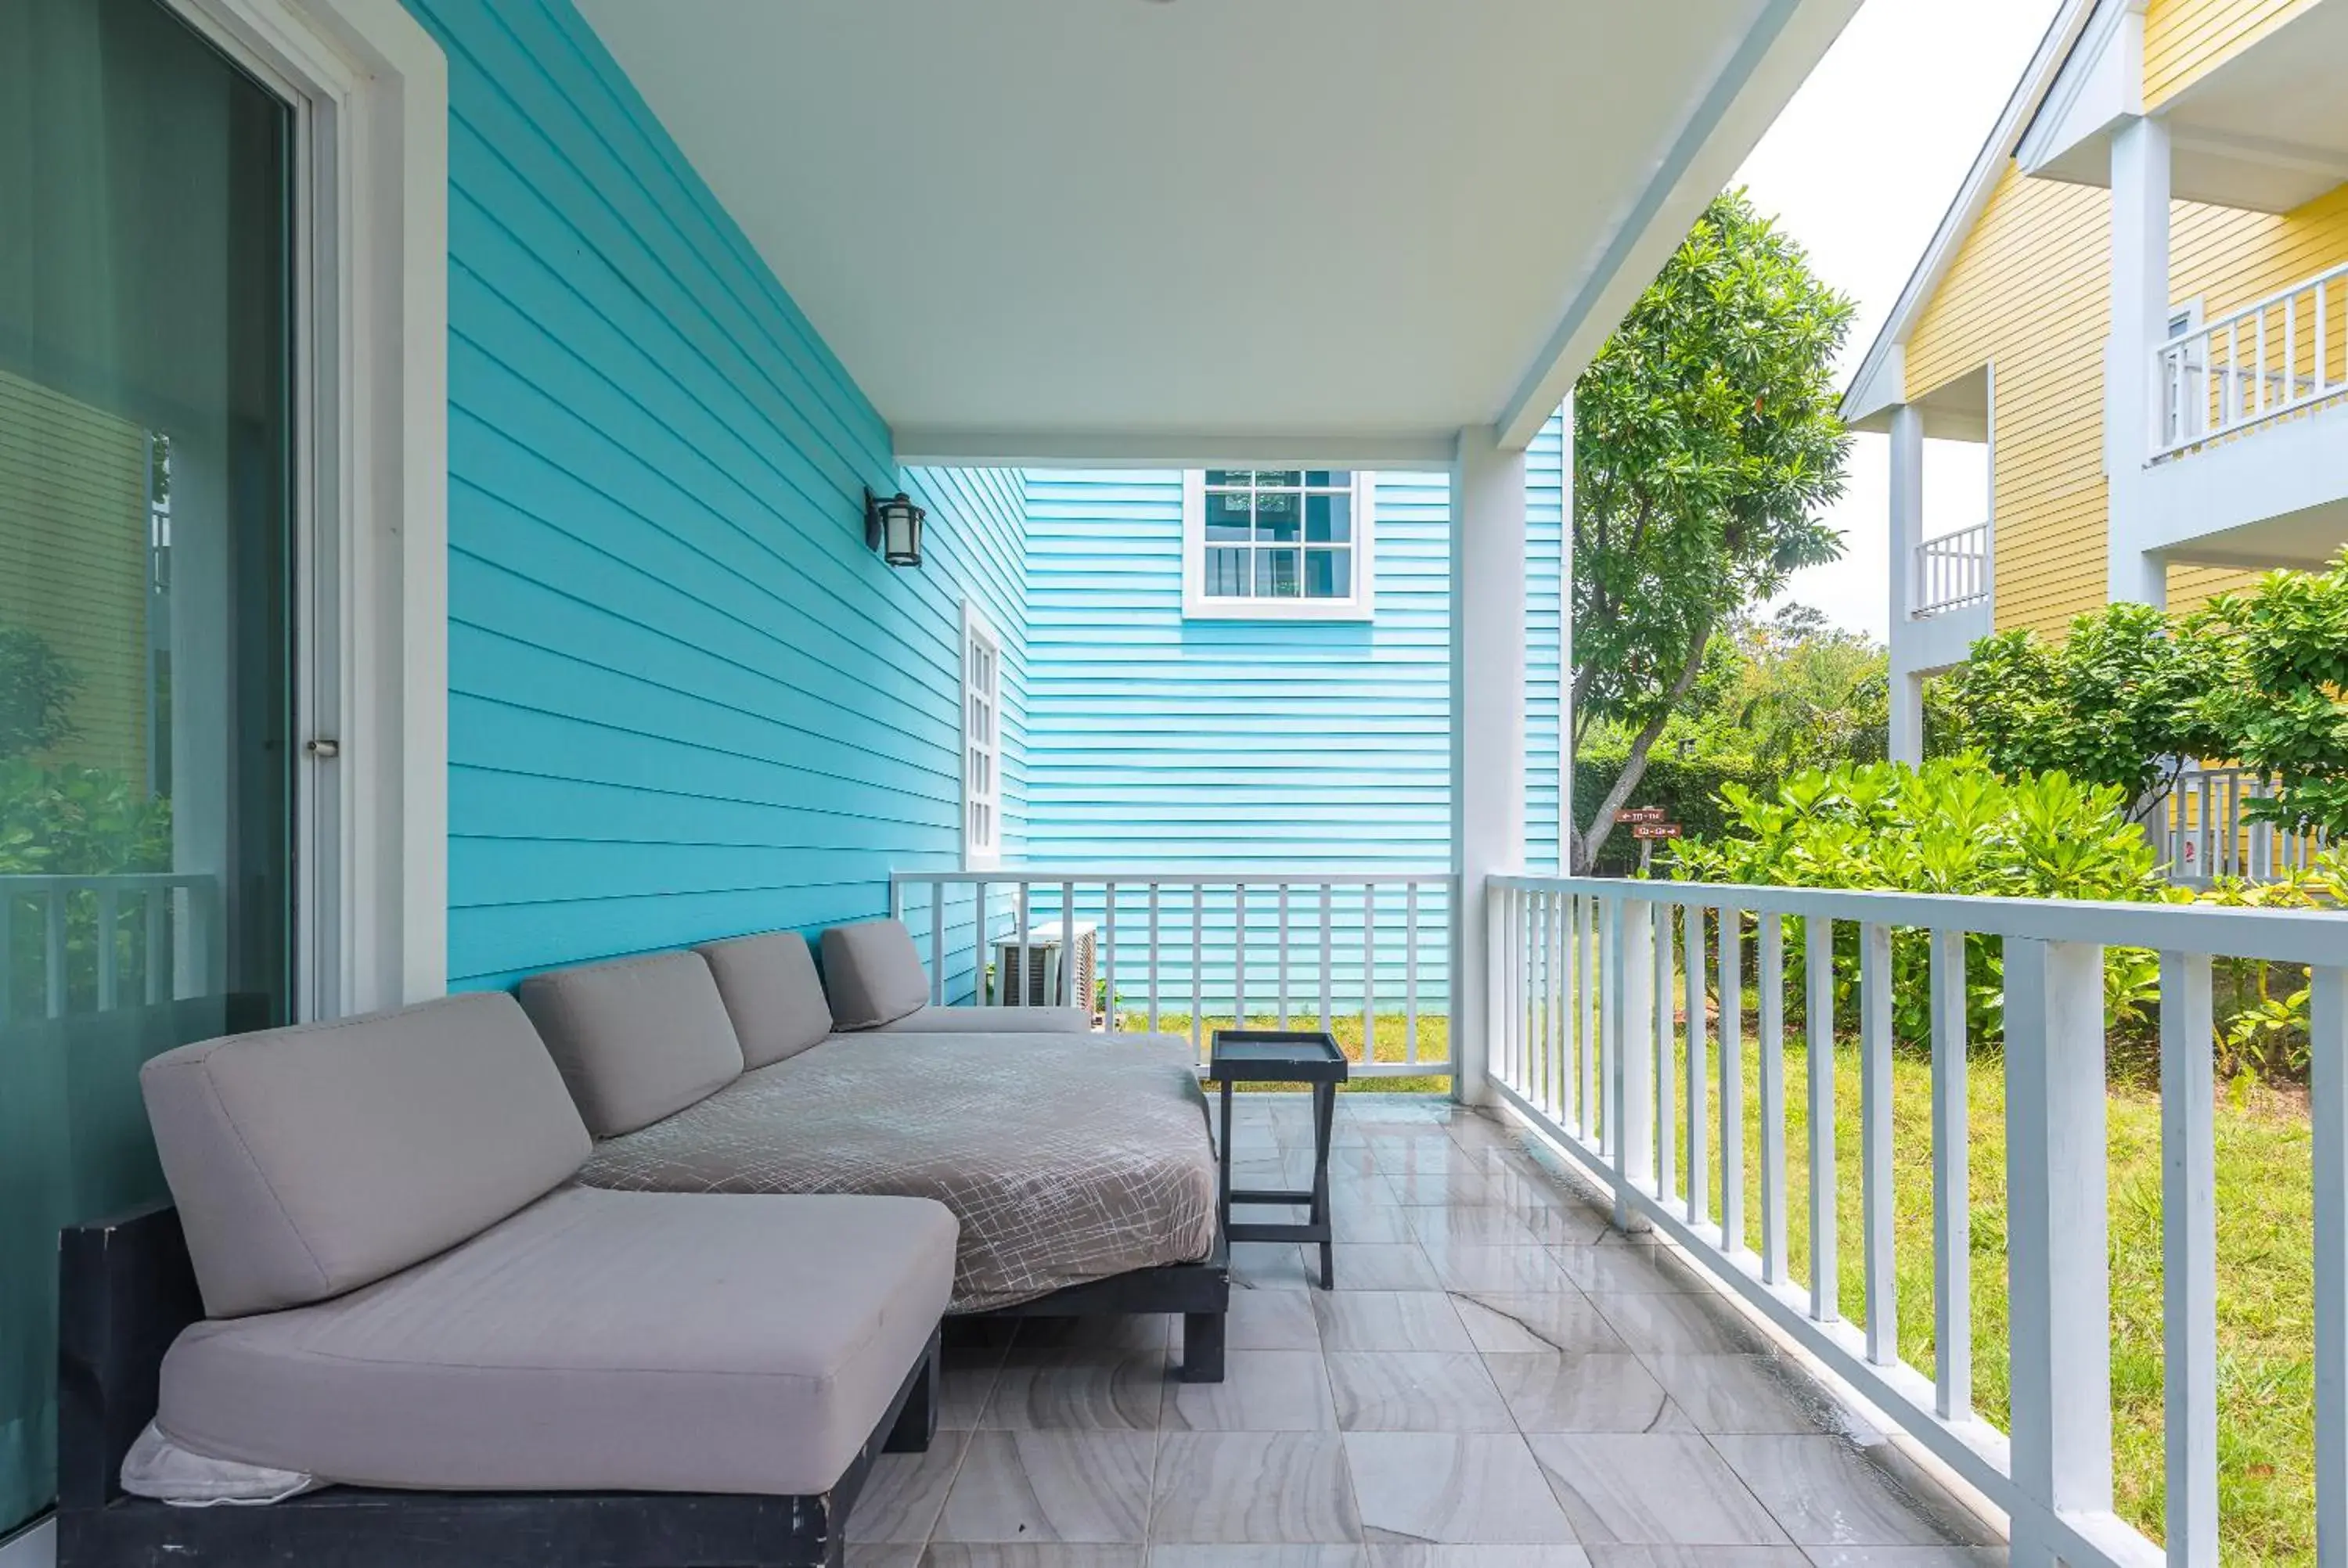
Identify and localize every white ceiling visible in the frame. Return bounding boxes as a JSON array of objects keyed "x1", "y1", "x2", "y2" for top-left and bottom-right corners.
[{"x1": 577, "y1": 0, "x2": 1856, "y2": 462}]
